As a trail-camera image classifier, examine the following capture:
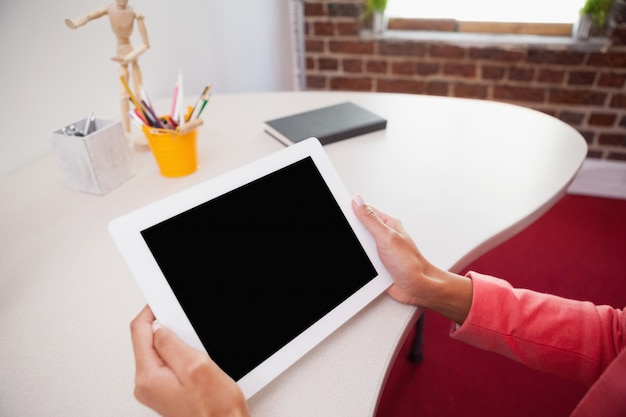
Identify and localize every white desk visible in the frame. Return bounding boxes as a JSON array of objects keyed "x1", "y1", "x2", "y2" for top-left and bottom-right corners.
[{"x1": 0, "y1": 91, "x2": 587, "y2": 417}]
